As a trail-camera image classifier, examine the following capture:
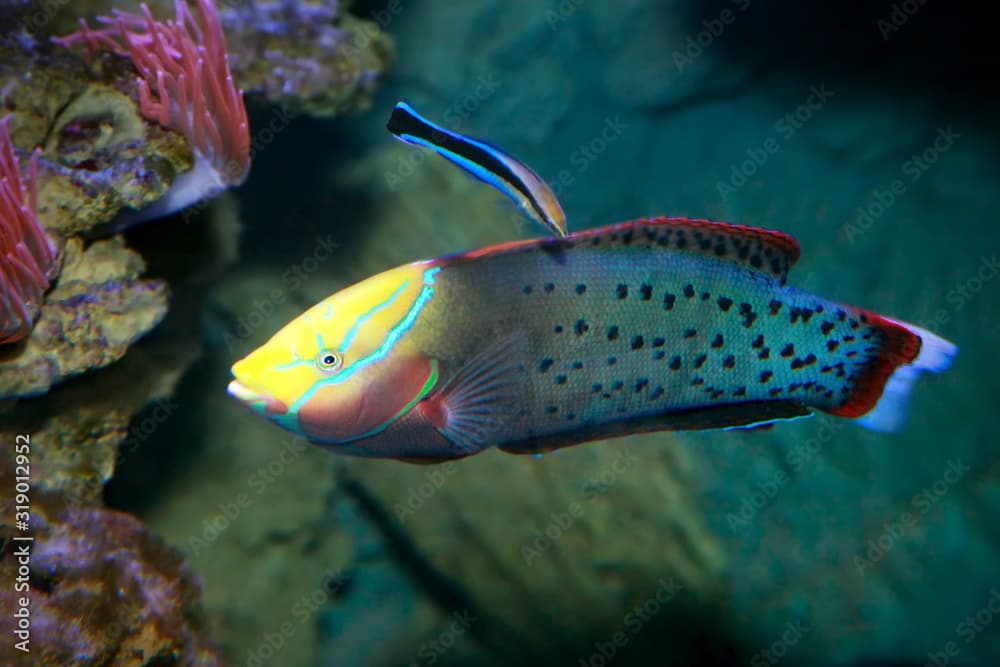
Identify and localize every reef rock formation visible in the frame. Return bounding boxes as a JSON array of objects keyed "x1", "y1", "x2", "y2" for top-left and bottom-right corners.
[{"x1": 0, "y1": 472, "x2": 222, "y2": 666}]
